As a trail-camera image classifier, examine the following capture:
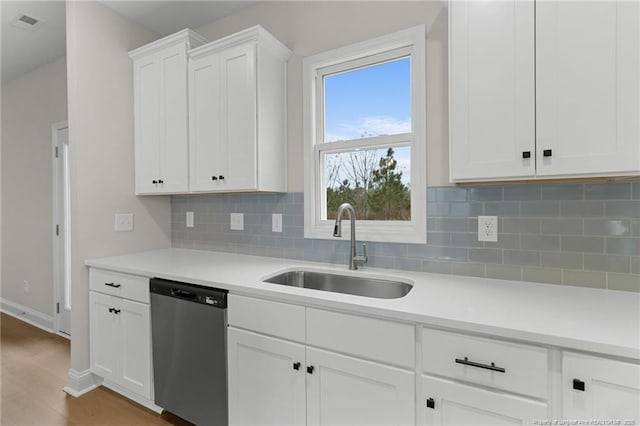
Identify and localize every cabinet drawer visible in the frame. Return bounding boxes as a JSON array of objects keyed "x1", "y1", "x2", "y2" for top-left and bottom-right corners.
[
  {"x1": 228, "y1": 294, "x2": 305, "y2": 342},
  {"x1": 307, "y1": 308, "x2": 415, "y2": 369},
  {"x1": 89, "y1": 269, "x2": 150, "y2": 304},
  {"x1": 422, "y1": 328, "x2": 548, "y2": 399}
]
